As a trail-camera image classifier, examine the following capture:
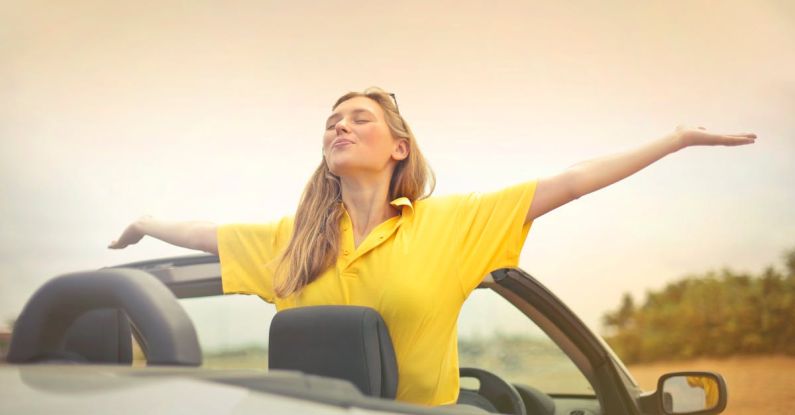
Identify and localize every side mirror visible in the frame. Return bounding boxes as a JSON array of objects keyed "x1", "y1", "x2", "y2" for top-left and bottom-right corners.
[{"x1": 657, "y1": 372, "x2": 727, "y2": 414}]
